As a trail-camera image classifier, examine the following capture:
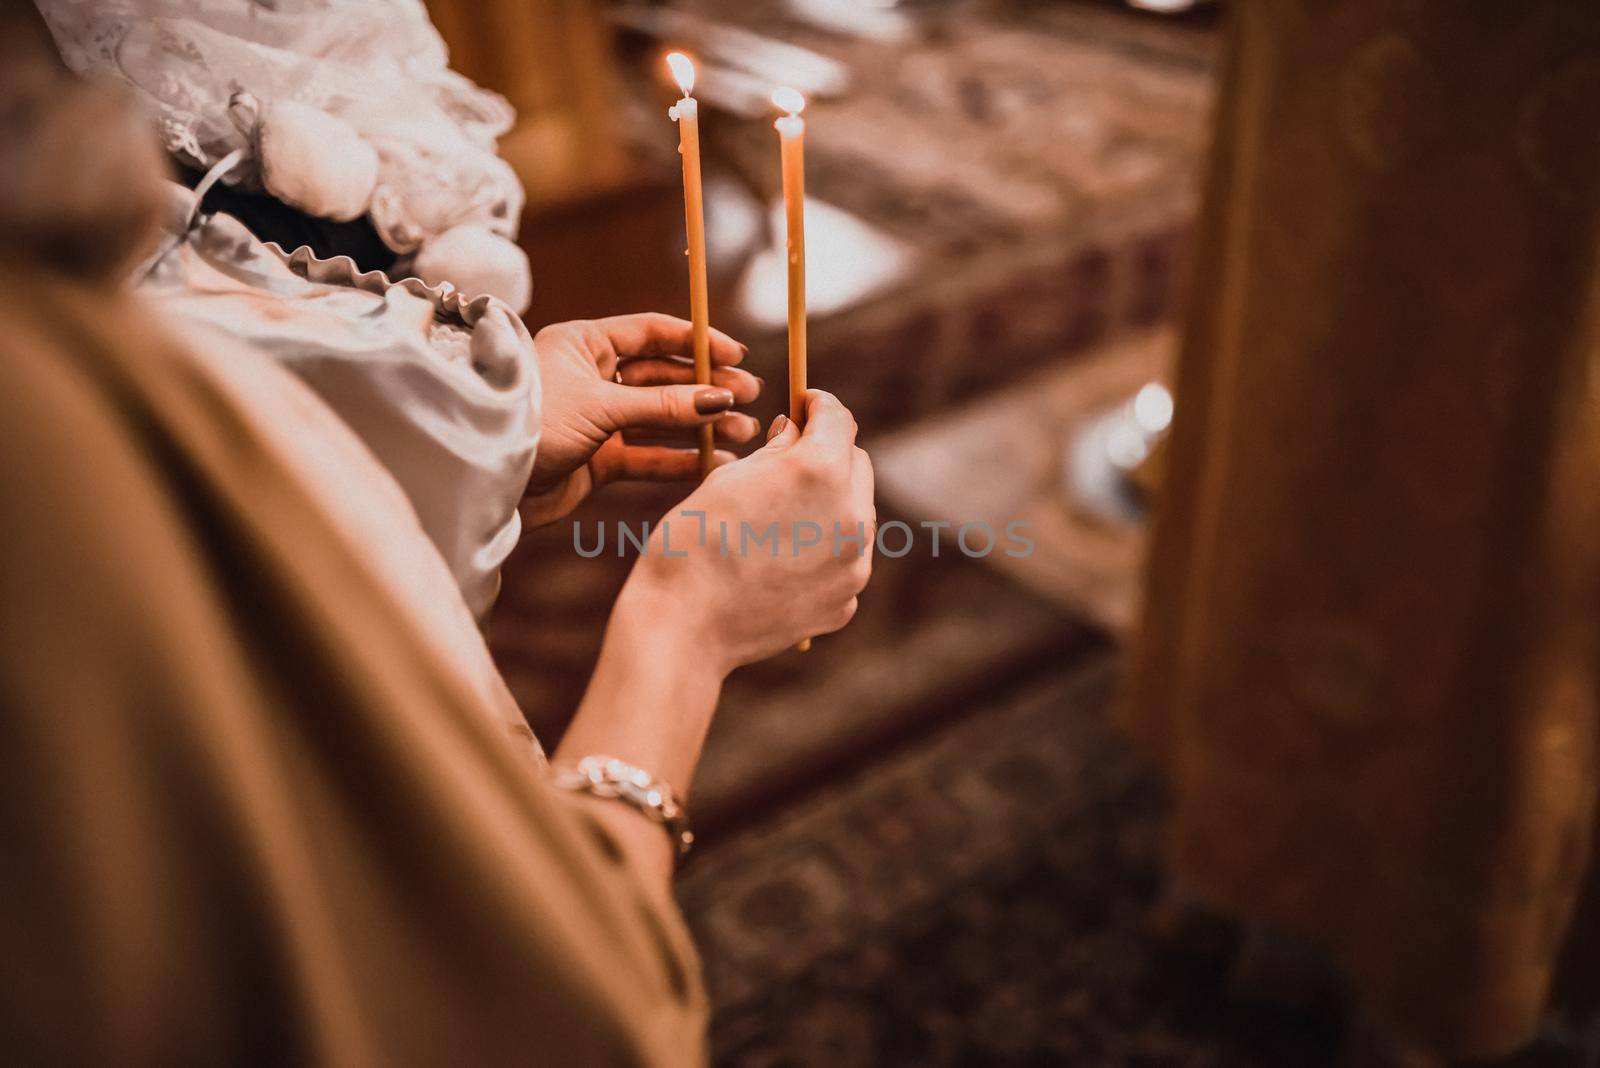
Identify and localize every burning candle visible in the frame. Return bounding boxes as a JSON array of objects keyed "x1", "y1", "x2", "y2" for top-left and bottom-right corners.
[
  {"x1": 773, "y1": 87, "x2": 808, "y2": 433},
  {"x1": 774, "y1": 87, "x2": 812, "y2": 653},
  {"x1": 667, "y1": 52, "x2": 715, "y2": 478}
]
